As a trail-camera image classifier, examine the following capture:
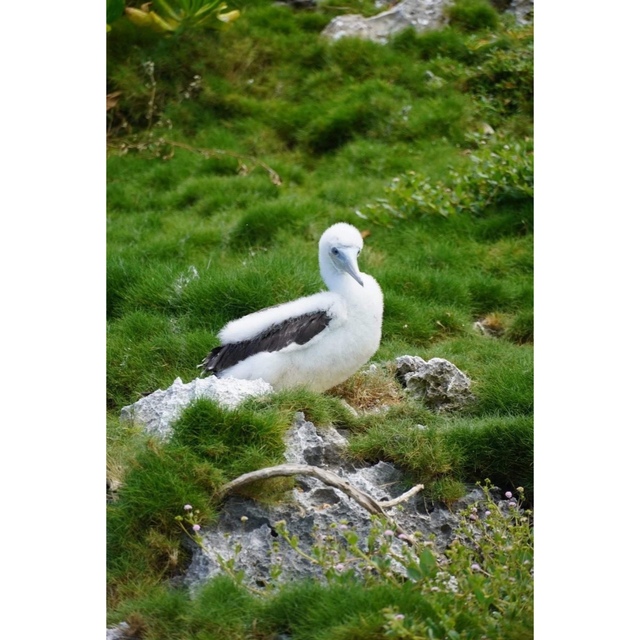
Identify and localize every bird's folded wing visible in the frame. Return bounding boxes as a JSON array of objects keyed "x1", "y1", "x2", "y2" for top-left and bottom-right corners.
[
  {"x1": 219, "y1": 291, "x2": 343, "y2": 344},
  {"x1": 200, "y1": 309, "x2": 333, "y2": 374}
]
